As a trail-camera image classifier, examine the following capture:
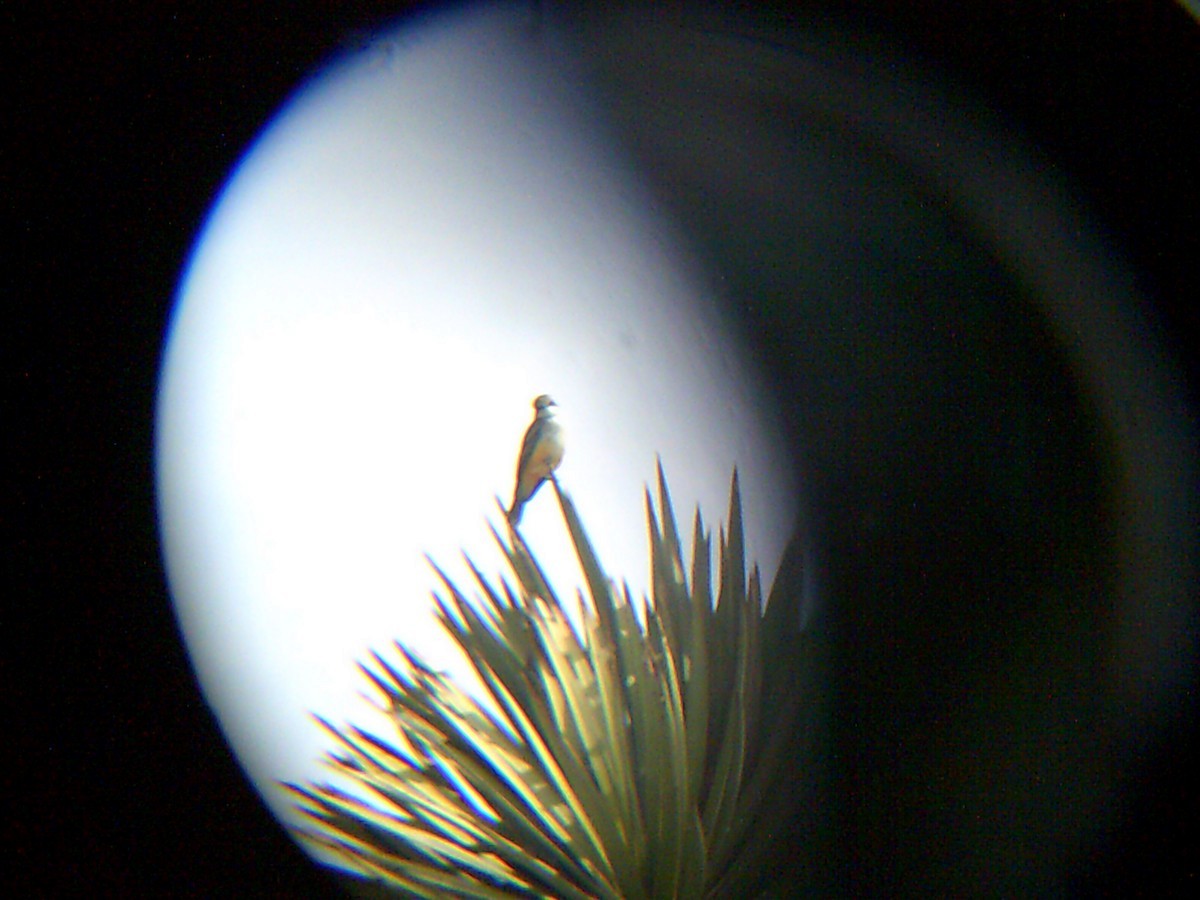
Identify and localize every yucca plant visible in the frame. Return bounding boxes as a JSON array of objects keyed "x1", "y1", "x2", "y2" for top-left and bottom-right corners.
[{"x1": 288, "y1": 462, "x2": 812, "y2": 898}]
